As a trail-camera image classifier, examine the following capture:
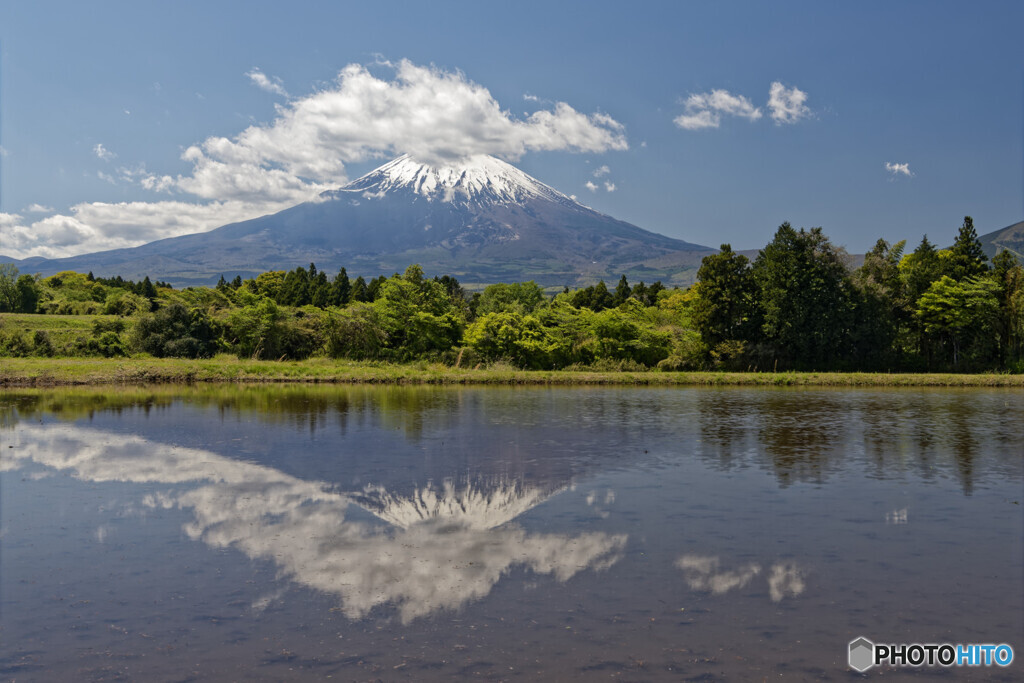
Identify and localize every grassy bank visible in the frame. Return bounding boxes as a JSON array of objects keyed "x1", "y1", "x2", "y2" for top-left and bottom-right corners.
[{"x1": 2, "y1": 356, "x2": 1023, "y2": 388}]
